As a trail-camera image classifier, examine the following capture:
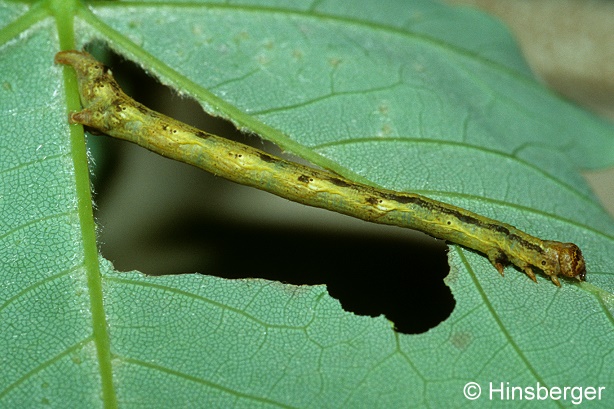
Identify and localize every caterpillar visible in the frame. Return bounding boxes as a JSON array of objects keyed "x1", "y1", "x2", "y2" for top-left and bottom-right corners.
[{"x1": 55, "y1": 50, "x2": 586, "y2": 287}]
